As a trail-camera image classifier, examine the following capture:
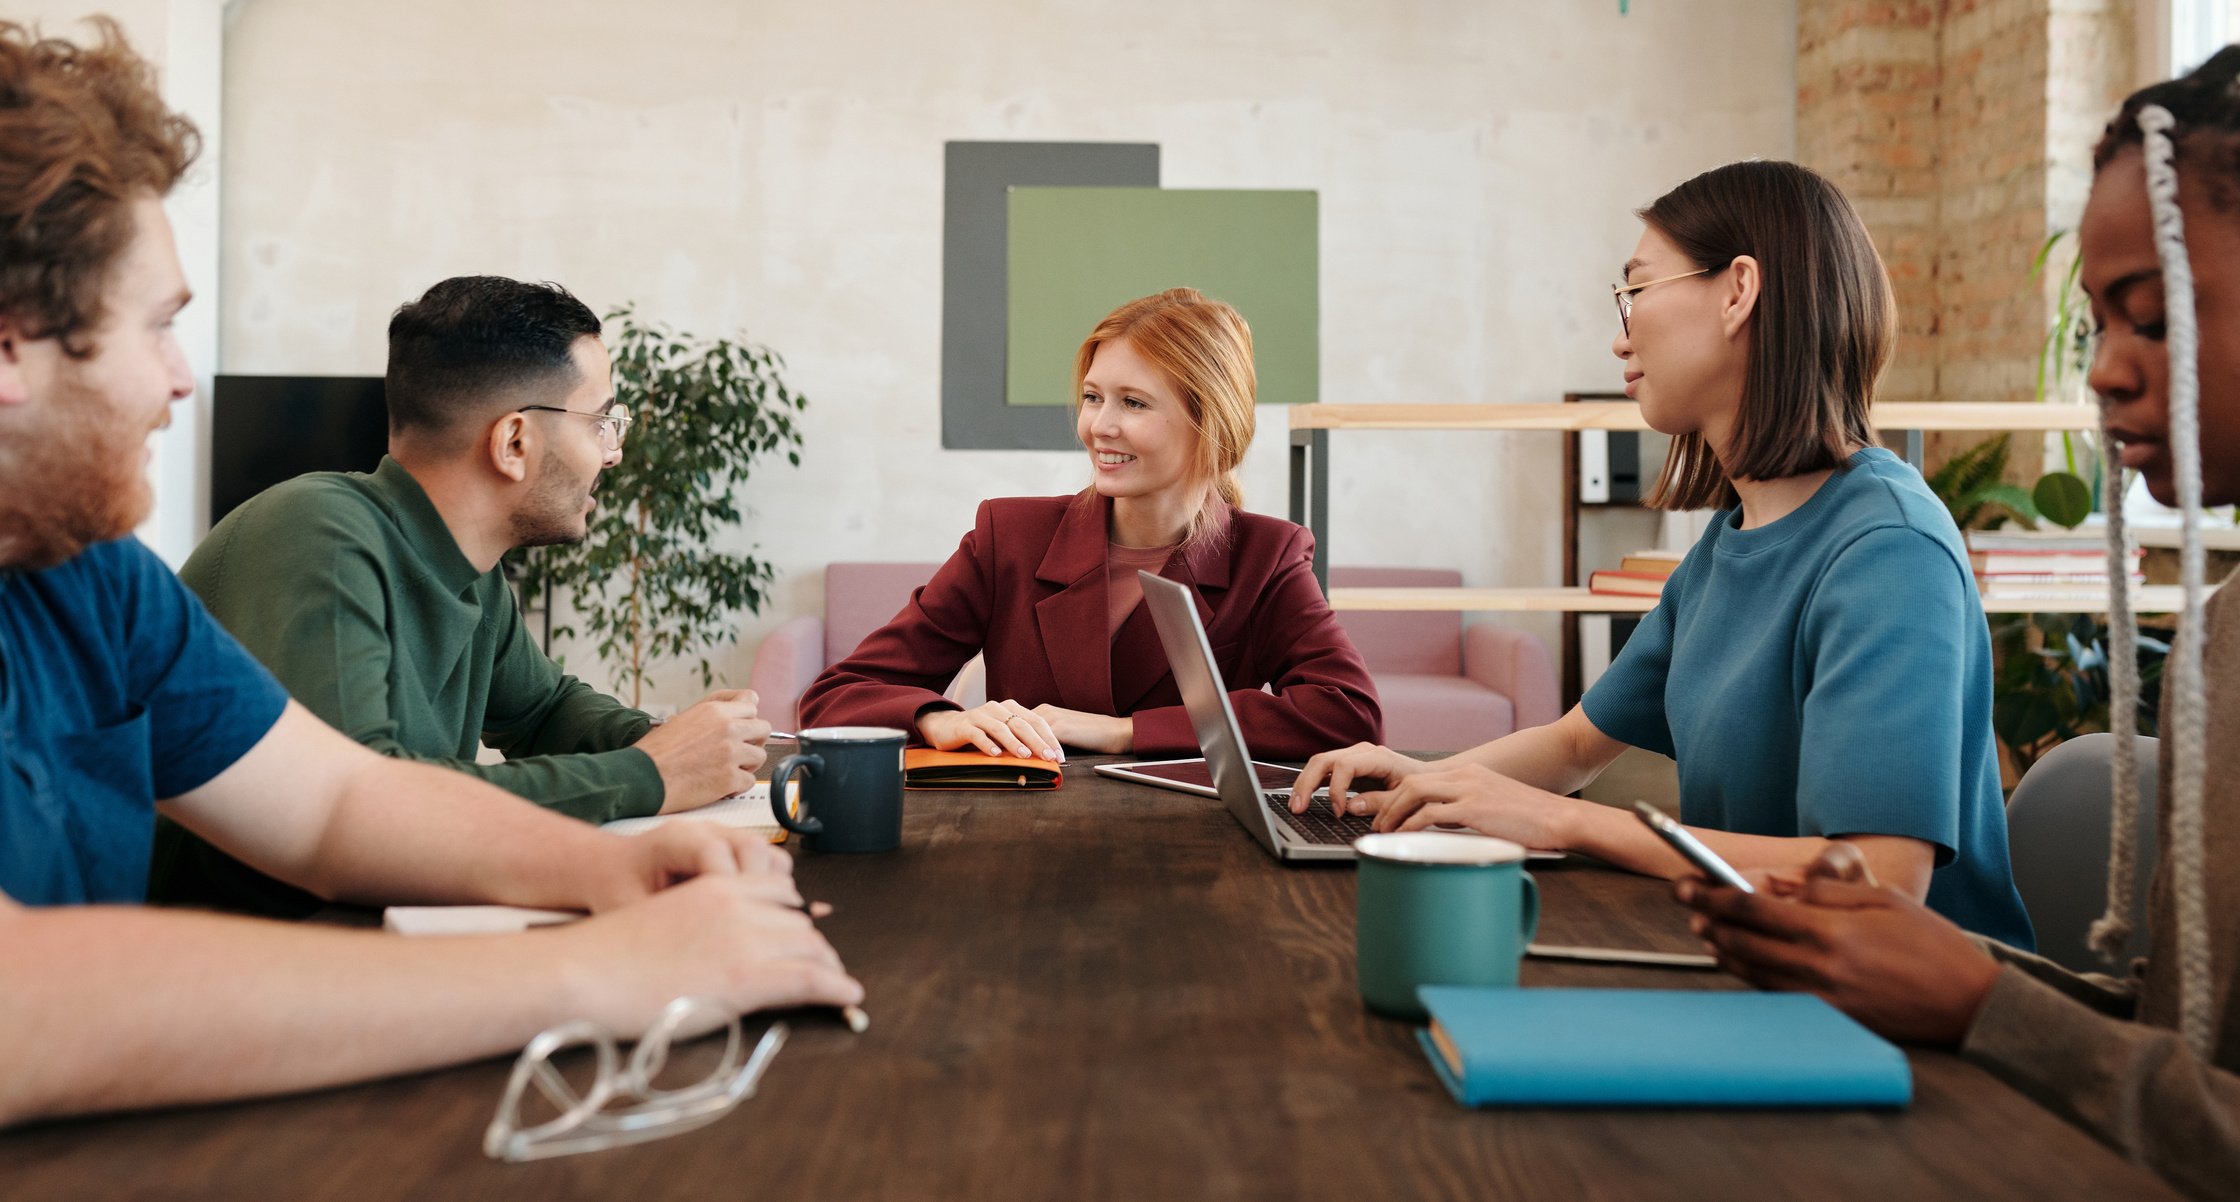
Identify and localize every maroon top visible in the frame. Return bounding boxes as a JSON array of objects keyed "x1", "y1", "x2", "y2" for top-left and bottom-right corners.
[
  {"x1": 797, "y1": 494, "x2": 1382, "y2": 760},
  {"x1": 1105, "y1": 541, "x2": 1175, "y2": 636}
]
